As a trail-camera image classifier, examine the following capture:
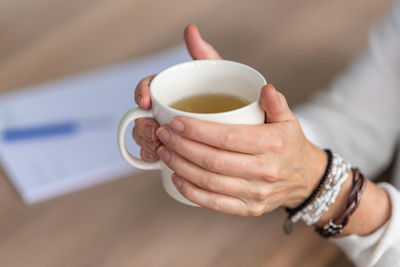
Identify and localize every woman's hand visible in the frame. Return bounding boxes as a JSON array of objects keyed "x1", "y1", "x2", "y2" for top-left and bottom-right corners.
[
  {"x1": 132, "y1": 24, "x2": 221, "y2": 162},
  {"x1": 156, "y1": 84, "x2": 328, "y2": 216},
  {"x1": 132, "y1": 24, "x2": 327, "y2": 217}
]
